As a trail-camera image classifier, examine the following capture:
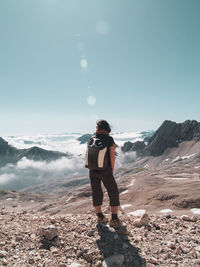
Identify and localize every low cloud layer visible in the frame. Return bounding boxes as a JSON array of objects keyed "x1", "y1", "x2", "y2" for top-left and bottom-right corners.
[
  {"x1": 0, "y1": 132, "x2": 145, "y2": 191},
  {"x1": 0, "y1": 155, "x2": 87, "y2": 191},
  {"x1": 115, "y1": 150, "x2": 137, "y2": 168}
]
